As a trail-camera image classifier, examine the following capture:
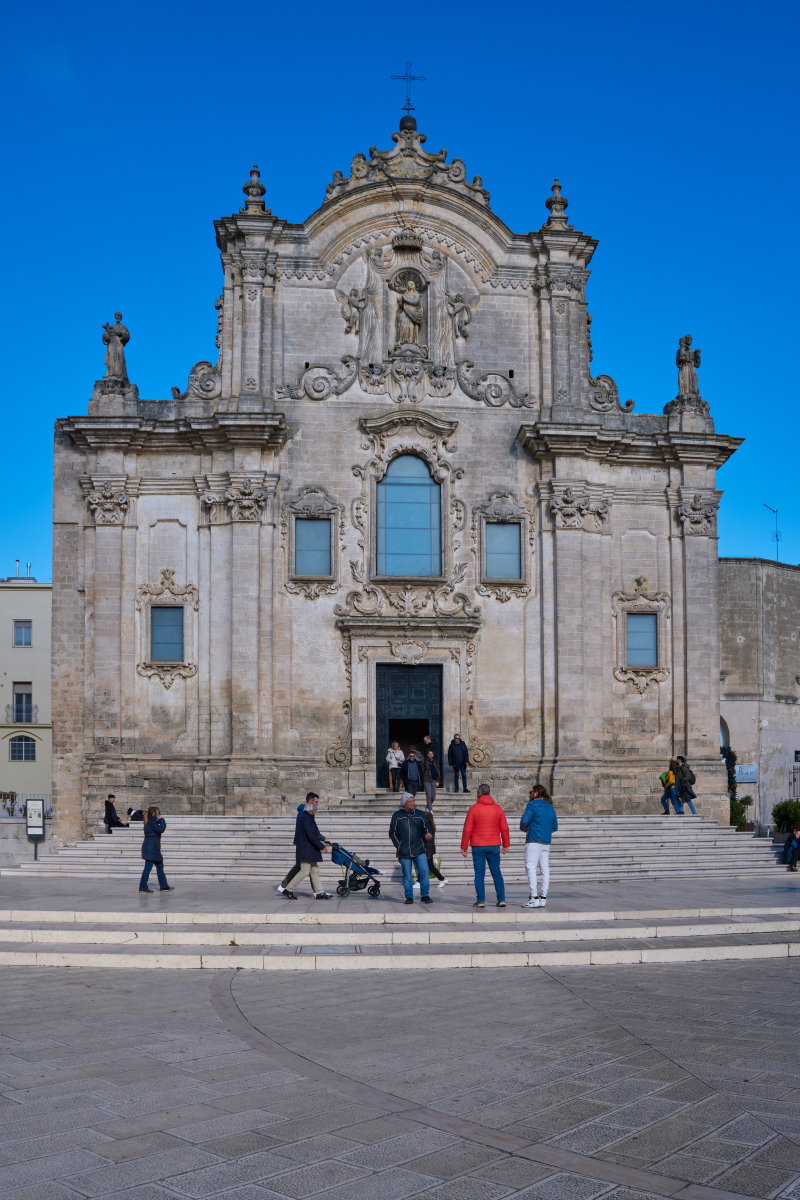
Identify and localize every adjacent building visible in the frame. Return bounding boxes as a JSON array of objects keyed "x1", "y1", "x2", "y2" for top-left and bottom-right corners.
[{"x1": 0, "y1": 574, "x2": 52, "y2": 812}]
